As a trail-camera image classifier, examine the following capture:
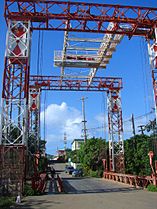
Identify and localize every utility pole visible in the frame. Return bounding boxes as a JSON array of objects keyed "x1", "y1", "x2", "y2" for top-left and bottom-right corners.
[
  {"x1": 131, "y1": 114, "x2": 136, "y2": 136},
  {"x1": 64, "y1": 132, "x2": 67, "y2": 150},
  {"x1": 81, "y1": 97, "x2": 88, "y2": 143},
  {"x1": 138, "y1": 125, "x2": 145, "y2": 135}
]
